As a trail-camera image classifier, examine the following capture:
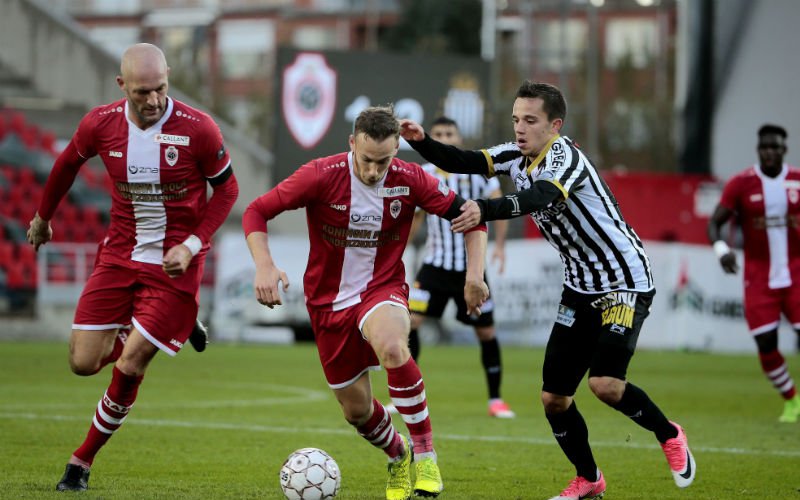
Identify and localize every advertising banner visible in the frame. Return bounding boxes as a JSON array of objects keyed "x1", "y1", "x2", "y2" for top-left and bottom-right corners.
[{"x1": 213, "y1": 234, "x2": 796, "y2": 354}]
